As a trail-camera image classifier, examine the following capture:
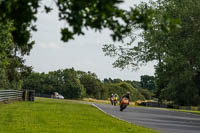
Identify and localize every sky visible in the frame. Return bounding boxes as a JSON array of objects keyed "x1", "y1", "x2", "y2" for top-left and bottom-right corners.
[{"x1": 24, "y1": 0, "x2": 155, "y2": 81}]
